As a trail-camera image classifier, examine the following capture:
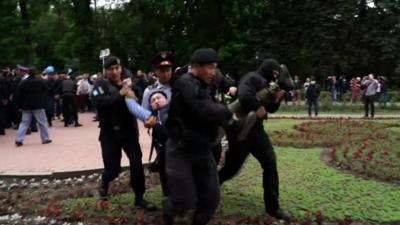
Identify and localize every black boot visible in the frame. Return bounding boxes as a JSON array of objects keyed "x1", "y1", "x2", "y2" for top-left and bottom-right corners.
[
  {"x1": 98, "y1": 181, "x2": 109, "y2": 198},
  {"x1": 134, "y1": 198, "x2": 156, "y2": 211},
  {"x1": 268, "y1": 209, "x2": 292, "y2": 222}
]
